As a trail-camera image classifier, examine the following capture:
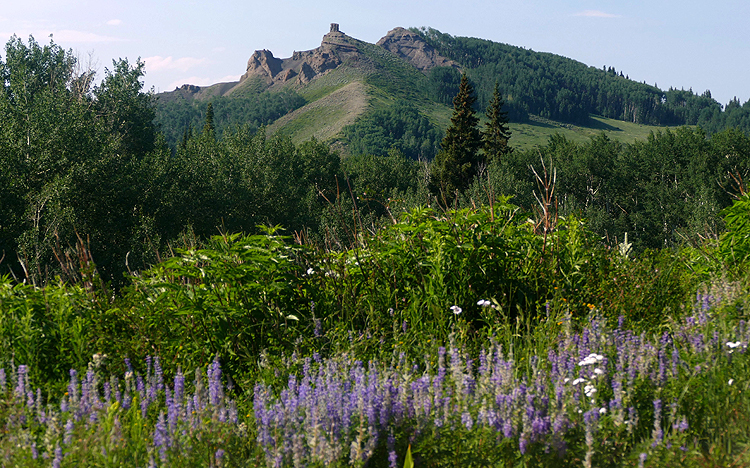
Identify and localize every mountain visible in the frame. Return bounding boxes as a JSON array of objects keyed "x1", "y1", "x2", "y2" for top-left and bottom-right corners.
[{"x1": 154, "y1": 24, "x2": 750, "y2": 154}]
